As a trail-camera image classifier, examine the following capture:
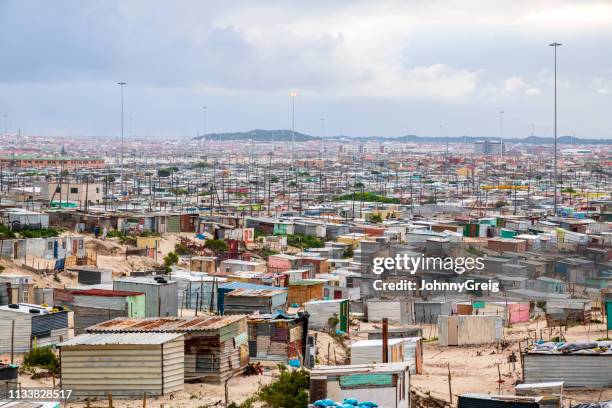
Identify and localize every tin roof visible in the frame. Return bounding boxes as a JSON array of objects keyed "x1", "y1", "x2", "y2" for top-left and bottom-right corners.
[
  {"x1": 86, "y1": 315, "x2": 246, "y2": 333},
  {"x1": 59, "y1": 332, "x2": 183, "y2": 346},
  {"x1": 71, "y1": 289, "x2": 144, "y2": 297},
  {"x1": 220, "y1": 281, "x2": 287, "y2": 291},
  {"x1": 225, "y1": 288, "x2": 287, "y2": 298}
]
